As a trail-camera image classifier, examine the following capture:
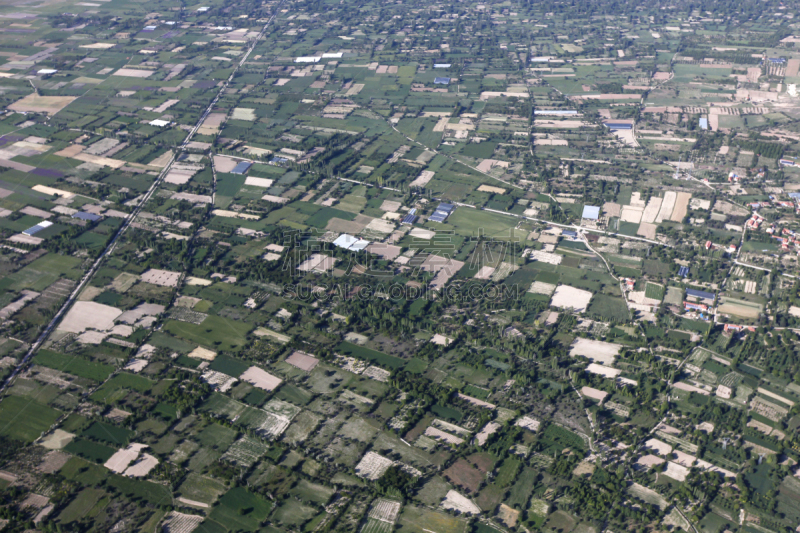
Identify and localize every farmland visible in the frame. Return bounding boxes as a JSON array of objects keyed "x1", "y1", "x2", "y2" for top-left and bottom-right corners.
[{"x1": 0, "y1": 0, "x2": 795, "y2": 532}]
